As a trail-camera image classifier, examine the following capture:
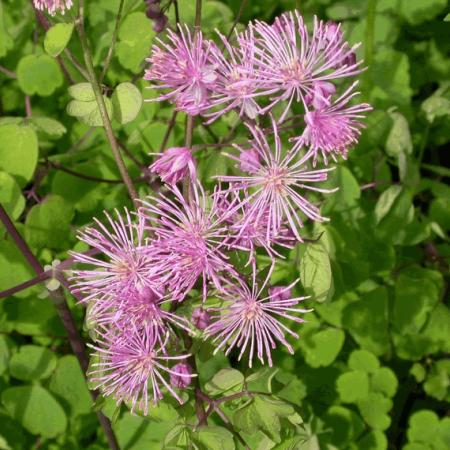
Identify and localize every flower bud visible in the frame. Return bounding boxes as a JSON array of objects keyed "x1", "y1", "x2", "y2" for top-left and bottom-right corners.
[
  {"x1": 192, "y1": 308, "x2": 211, "y2": 330},
  {"x1": 146, "y1": 4, "x2": 162, "y2": 19},
  {"x1": 239, "y1": 149, "x2": 260, "y2": 174},
  {"x1": 149, "y1": 147, "x2": 196, "y2": 185},
  {"x1": 170, "y1": 363, "x2": 193, "y2": 389},
  {"x1": 153, "y1": 14, "x2": 169, "y2": 33}
]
